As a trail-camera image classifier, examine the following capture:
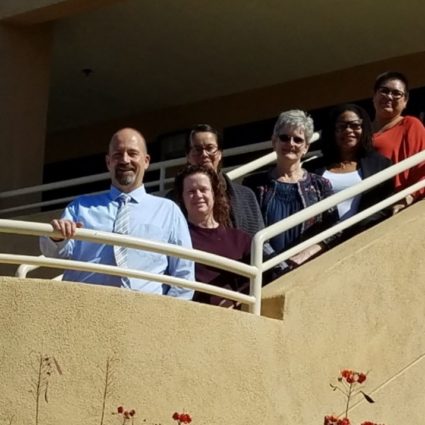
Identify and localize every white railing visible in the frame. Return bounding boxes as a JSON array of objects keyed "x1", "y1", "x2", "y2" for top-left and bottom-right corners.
[
  {"x1": 0, "y1": 220, "x2": 259, "y2": 311},
  {"x1": 250, "y1": 150, "x2": 425, "y2": 289},
  {"x1": 0, "y1": 136, "x2": 320, "y2": 216},
  {"x1": 226, "y1": 132, "x2": 320, "y2": 180},
  {"x1": 0, "y1": 141, "x2": 274, "y2": 216}
]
